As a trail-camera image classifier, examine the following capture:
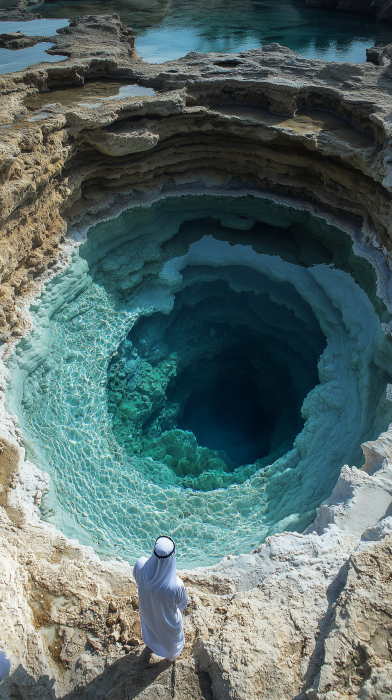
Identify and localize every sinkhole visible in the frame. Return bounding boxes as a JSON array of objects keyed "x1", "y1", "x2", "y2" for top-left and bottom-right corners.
[
  {"x1": 107, "y1": 274, "x2": 325, "y2": 491},
  {"x1": 7, "y1": 193, "x2": 392, "y2": 566},
  {"x1": 178, "y1": 378, "x2": 274, "y2": 466}
]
